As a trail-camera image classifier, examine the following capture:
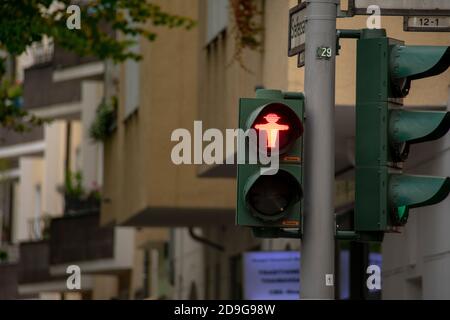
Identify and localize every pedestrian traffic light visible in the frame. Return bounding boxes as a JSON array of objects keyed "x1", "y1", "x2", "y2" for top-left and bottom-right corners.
[
  {"x1": 237, "y1": 89, "x2": 305, "y2": 238},
  {"x1": 354, "y1": 29, "x2": 450, "y2": 241}
]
